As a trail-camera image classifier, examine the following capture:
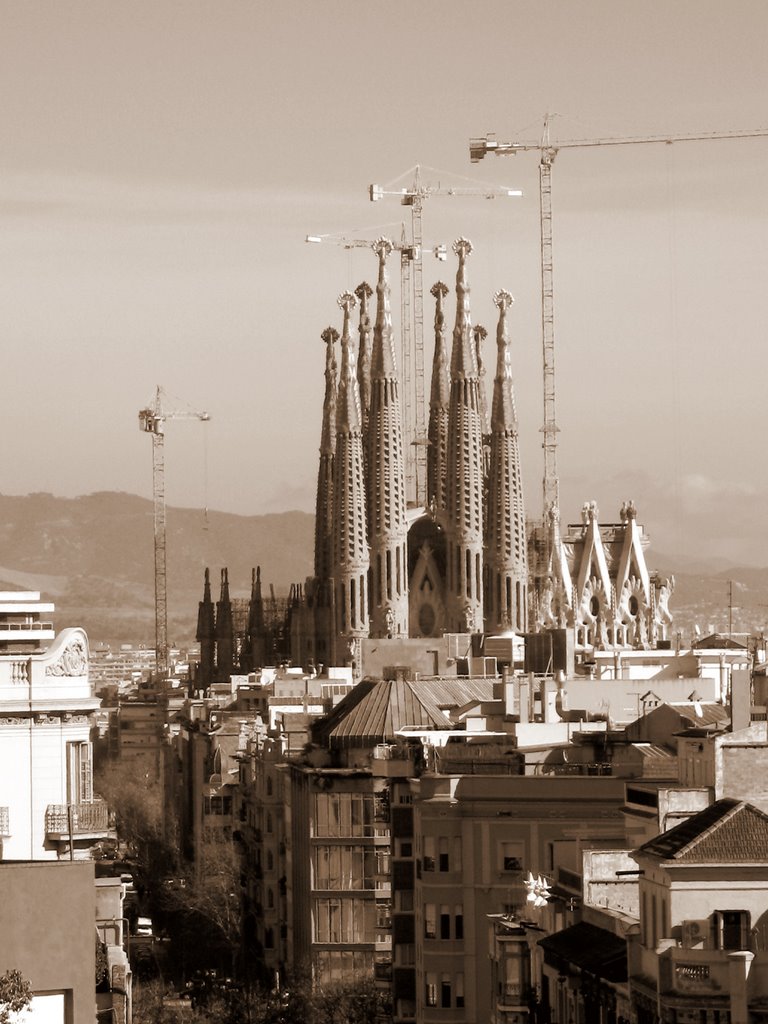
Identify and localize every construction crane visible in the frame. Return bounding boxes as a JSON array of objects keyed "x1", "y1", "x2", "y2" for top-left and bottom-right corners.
[
  {"x1": 138, "y1": 386, "x2": 210, "y2": 680},
  {"x1": 369, "y1": 165, "x2": 523, "y2": 505},
  {"x1": 306, "y1": 228, "x2": 448, "y2": 505},
  {"x1": 470, "y1": 117, "x2": 768, "y2": 520}
]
